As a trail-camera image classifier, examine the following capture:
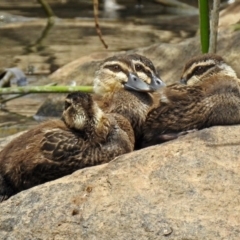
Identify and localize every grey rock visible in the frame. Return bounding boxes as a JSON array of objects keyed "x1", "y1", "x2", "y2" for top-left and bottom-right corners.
[
  {"x1": 34, "y1": 95, "x2": 65, "y2": 120},
  {"x1": 1, "y1": 125, "x2": 240, "y2": 239}
]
